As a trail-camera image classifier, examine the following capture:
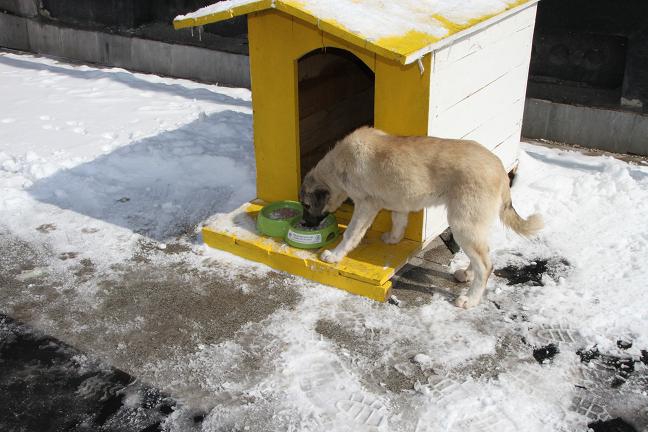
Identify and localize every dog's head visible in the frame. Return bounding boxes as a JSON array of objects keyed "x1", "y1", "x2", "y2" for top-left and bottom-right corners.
[{"x1": 299, "y1": 171, "x2": 331, "y2": 227}]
